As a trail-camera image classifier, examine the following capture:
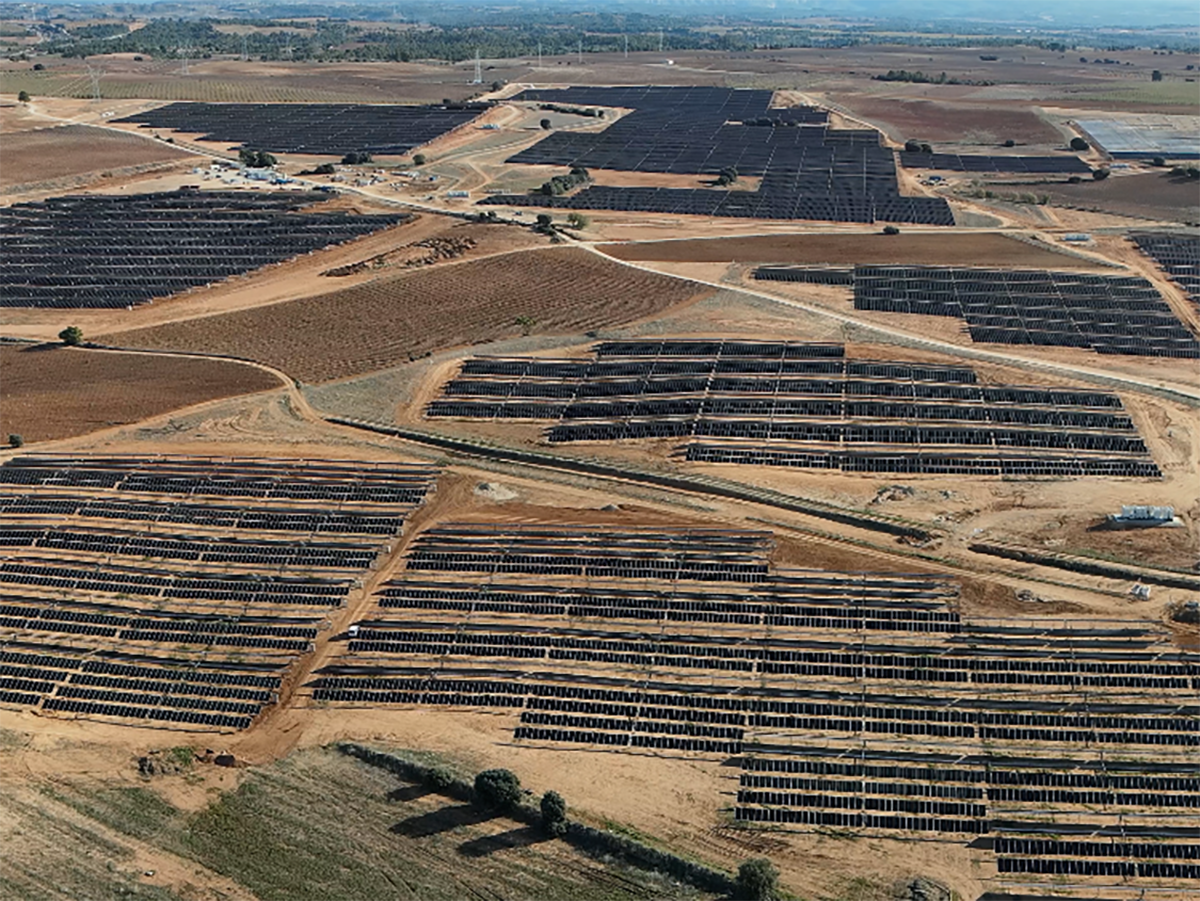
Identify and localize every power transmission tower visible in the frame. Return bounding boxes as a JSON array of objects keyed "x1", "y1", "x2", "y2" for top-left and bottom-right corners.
[
  {"x1": 537, "y1": 41, "x2": 542, "y2": 69},
  {"x1": 241, "y1": 33, "x2": 248, "y2": 62},
  {"x1": 179, "y1": 44, "x2": 189, "y2": 76},
  {"x1": 659, "y1": 30, "x2": 663, "y2": 53},
  {"x1": 86, "y1": 65, "x2": 101, "y2": 101},
  {"x1": 577, "y1": 38, "x2": 582, "y2": 64},
  {"x1": 624, "y1": 34, "x2": 628, "y2": 59},
  {"x1": 473, "y1": 49, "x2": 482, "y2": 84}
]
